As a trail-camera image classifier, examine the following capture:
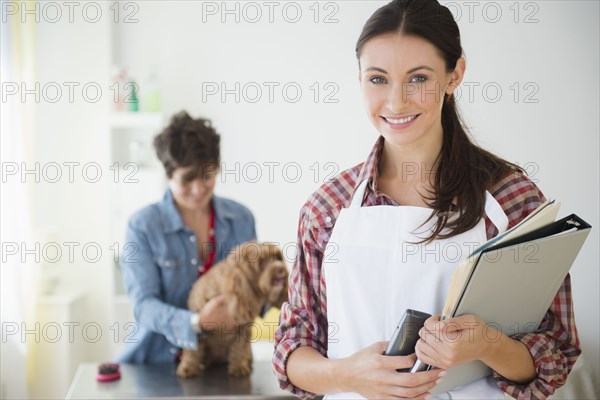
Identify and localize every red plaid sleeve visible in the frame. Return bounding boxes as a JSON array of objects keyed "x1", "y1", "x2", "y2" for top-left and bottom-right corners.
[
  {"x1": 488, "y1": 172, "x2": 582, "y2": 400},
  {"x1": 272, "y1": 162, "x2": 362, "y2": 398}
]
